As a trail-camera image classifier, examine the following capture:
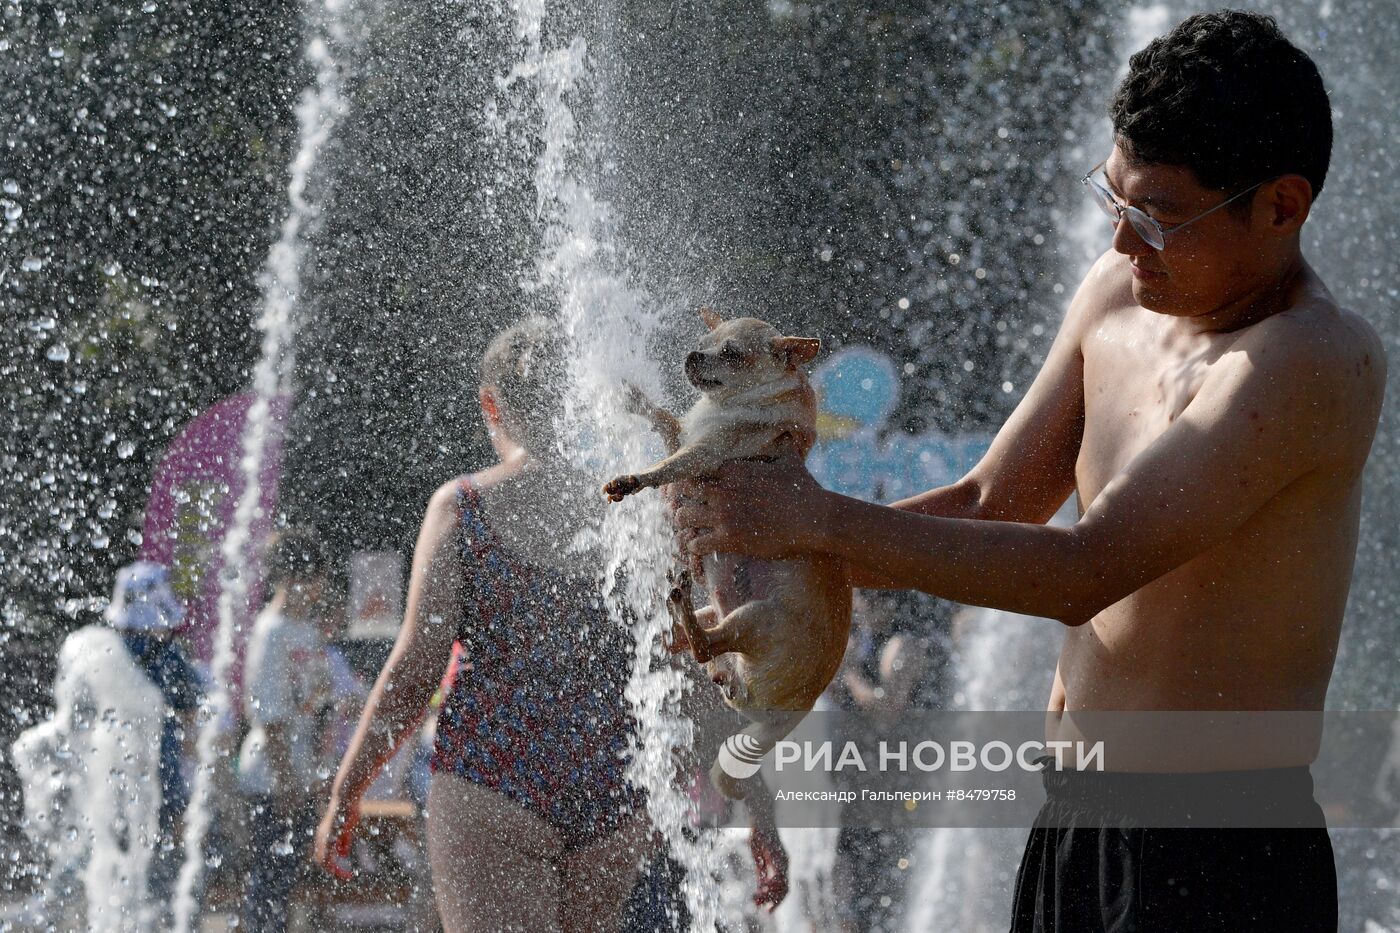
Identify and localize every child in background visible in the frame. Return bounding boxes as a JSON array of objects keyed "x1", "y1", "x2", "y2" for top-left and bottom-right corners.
[
  {"x1": 107, "y1": 562, "x2": 207, "y2": 917},
  {"x1": 238, "y1": 528, "x2": 334, "y2": 933}
]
